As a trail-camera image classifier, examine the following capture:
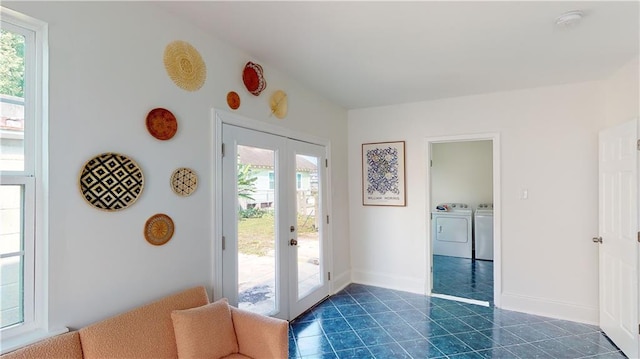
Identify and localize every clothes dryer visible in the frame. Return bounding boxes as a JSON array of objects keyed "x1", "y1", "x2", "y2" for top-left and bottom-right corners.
[
  {"x1": 474, "y1": 203, "x2": 494, "y2": 261},
  {"x1": 432, "y1": 203, "x2": 472, "y2": 258}
]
